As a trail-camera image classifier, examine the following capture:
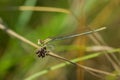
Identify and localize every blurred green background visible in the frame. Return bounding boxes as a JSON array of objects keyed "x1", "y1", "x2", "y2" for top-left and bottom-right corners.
[{"x1": 0, "y1": 0, "x2": 120, "y2": 80}]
